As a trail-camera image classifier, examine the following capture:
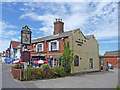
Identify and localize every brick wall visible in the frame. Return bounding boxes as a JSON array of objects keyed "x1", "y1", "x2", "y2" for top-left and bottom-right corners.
[{"x1": 29, "y1": 37, "x2": 68, "y2": 60}]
